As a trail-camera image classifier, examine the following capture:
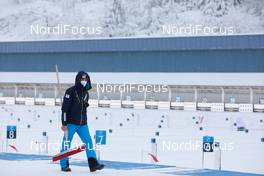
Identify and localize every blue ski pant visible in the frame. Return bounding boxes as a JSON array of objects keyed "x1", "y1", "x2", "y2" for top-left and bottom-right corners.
[{"x1": 60, "y1": 124, "x2": 97, "y2": 169}]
